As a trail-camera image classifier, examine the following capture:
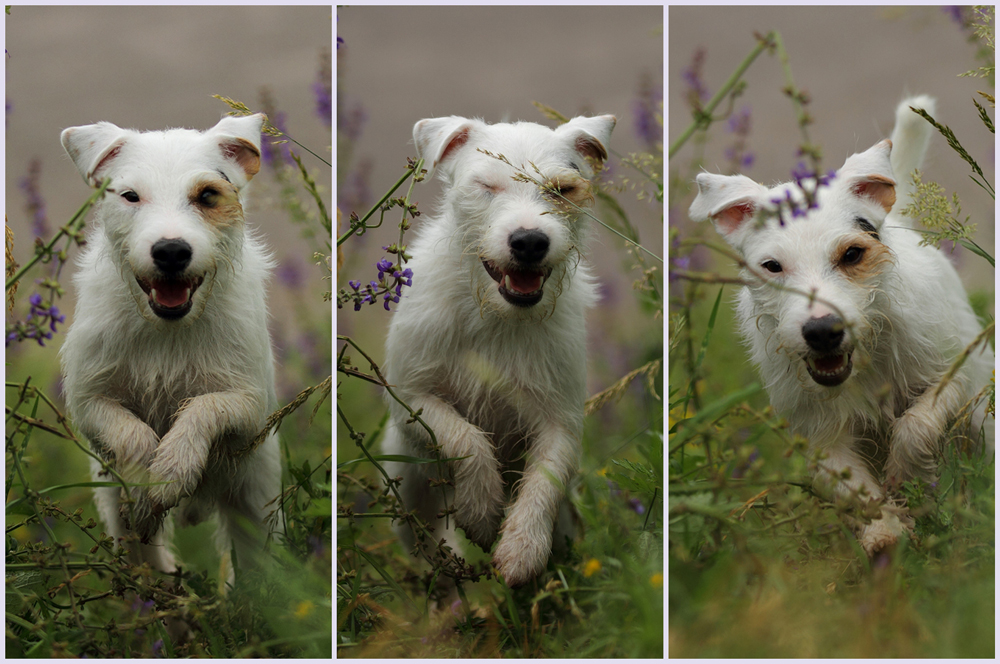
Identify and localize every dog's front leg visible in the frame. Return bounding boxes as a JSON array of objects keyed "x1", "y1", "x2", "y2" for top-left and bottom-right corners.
[
  {"x1": 493, "y1": 423, "x2": 577, "y2": 587},
  {"x1": 133, "y1": 391, "x2": 263, "y2": 540},
  {"x1": 407, "y1": 394, "x2": 504, "y2": 550},
  {"x1": 886, "y1": 376, "x2": 966, "y2": 489},
  {"x1": 75, "y1": 395, "x2": 161, "y2": 476},
  {"x1": 813, "y1": 438, "x2": 911, "y2": 556}
]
